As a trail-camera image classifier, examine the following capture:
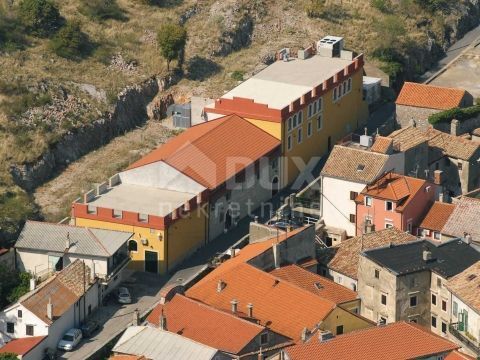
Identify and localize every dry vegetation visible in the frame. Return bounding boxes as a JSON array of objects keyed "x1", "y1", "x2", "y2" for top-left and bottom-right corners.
[{"x1": 0, "y1": 0, "x2": 475, "y2": 241}]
